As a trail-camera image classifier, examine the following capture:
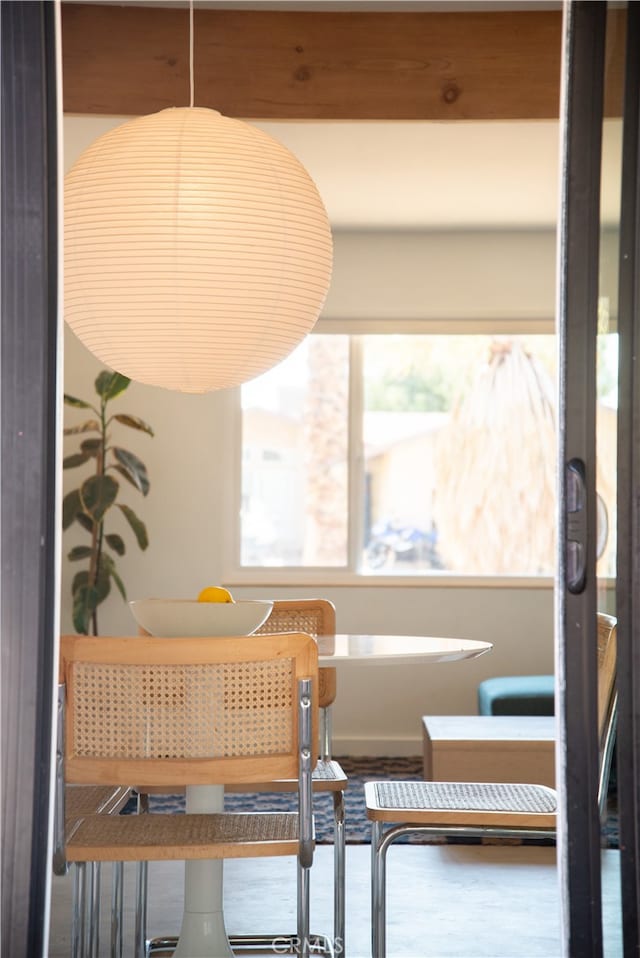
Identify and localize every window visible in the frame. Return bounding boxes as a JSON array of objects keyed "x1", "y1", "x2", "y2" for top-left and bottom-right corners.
[
  {"x1": 237, "y1": 332, "x2": 617, "y2": 580},
  {"x1": 241, "y1": 336, "x2": 349, "y2": 568}
]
